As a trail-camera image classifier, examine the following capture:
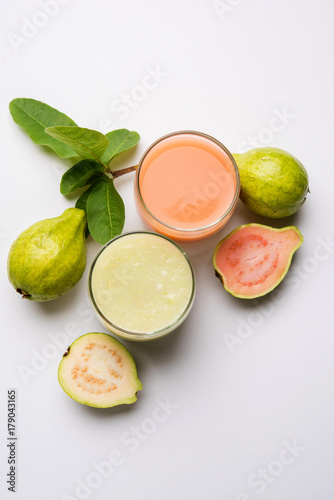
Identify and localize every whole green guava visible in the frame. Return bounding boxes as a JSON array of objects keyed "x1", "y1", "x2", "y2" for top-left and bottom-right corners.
[
  {"x1": 234, "y1": 147, "x2": 309, "y2": 218},
  {"x1": 7, "y1": 208, "x2": 87, "y2": 301}
]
